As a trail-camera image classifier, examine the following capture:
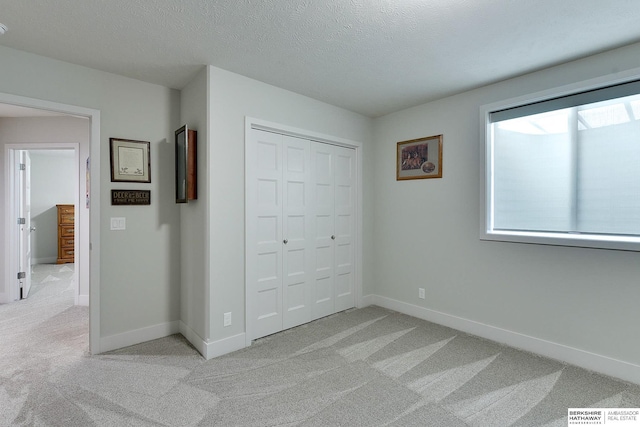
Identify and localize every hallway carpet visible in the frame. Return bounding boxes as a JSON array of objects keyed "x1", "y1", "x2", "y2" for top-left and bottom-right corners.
[{"x1": 1, "y1": 265, "x2": 639, "y2": 426}]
